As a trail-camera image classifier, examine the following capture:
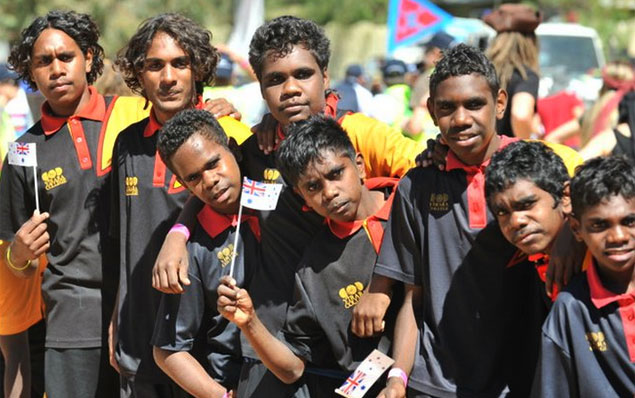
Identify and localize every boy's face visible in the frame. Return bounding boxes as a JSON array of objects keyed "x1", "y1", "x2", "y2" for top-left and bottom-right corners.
[
  {"x1": 491, "y1": 179, "x2": 570, "y2": 255},
  {"x1": 171, "y1": 132, "x2": 241, "y2": 214},
  {"x1": 427, "y1": 73, "x2": 506, "y2": 166},
  {"x1": 139, "y1": 31, "x2": 195, "y2": 124},
  {"x1": 259, "y1": 45, "x2": 329, "y2": 127},
  {"x1": 294, "y1": 150, "x2": 365, "y2": 223},
  {"x1": 571, "y1": 194, "x2": 635, "y2": 280},
  {"x1": 29, "y1": 28, "x2": 93, "y2": 116}
]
